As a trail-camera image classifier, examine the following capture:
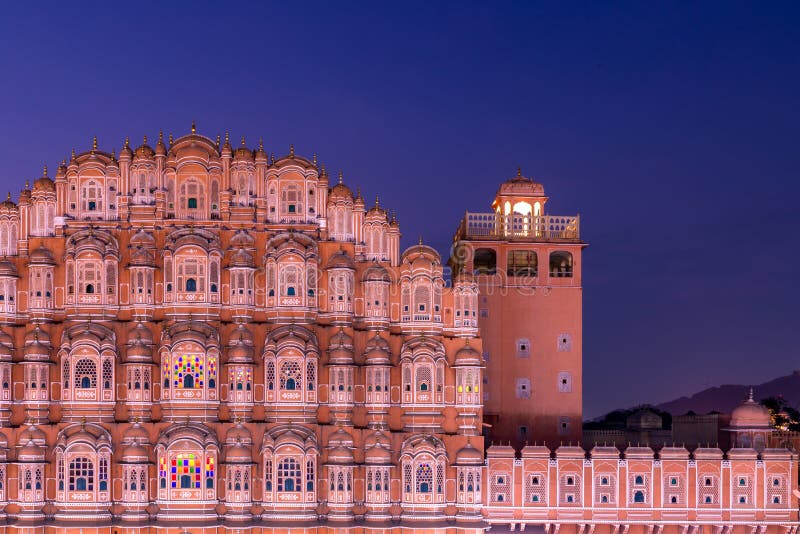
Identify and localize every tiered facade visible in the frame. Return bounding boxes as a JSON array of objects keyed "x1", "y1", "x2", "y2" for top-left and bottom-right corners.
[{"x1": 0, "y1": 126, "x2": 792, "y2": 534}]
